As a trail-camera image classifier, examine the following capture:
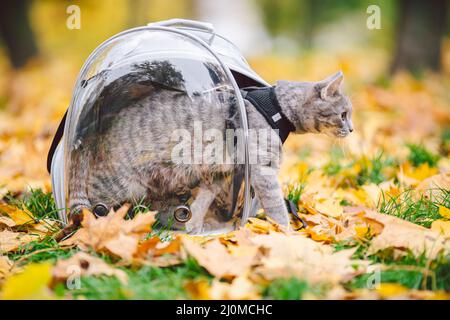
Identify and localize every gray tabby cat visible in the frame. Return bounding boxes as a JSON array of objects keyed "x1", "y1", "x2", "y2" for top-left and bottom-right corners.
[{"x1": 68, "y1": 70, "x2": 352, "y2": 233}]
